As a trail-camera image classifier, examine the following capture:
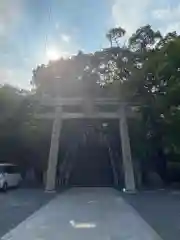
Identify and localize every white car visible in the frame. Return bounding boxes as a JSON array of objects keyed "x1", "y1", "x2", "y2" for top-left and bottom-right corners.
[{"x1": 0, "y1": 164, "x2": 22, "y2": 191}]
